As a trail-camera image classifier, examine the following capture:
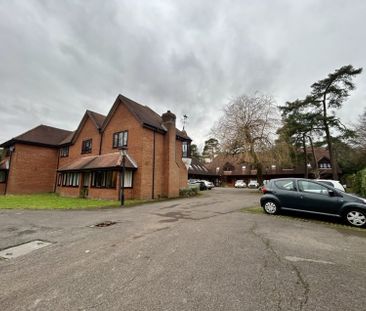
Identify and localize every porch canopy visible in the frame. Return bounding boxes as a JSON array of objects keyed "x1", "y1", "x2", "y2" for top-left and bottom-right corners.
[{"x1": 58, "y1": 152, "x2": 138, "y2": 172}]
